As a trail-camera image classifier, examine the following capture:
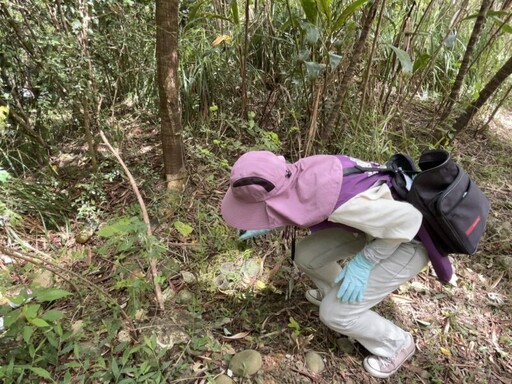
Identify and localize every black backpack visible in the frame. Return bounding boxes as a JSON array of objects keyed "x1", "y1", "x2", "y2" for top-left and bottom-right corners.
[{"x1": 343, "y1": 149, "x2": 491, "y2": 255}]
